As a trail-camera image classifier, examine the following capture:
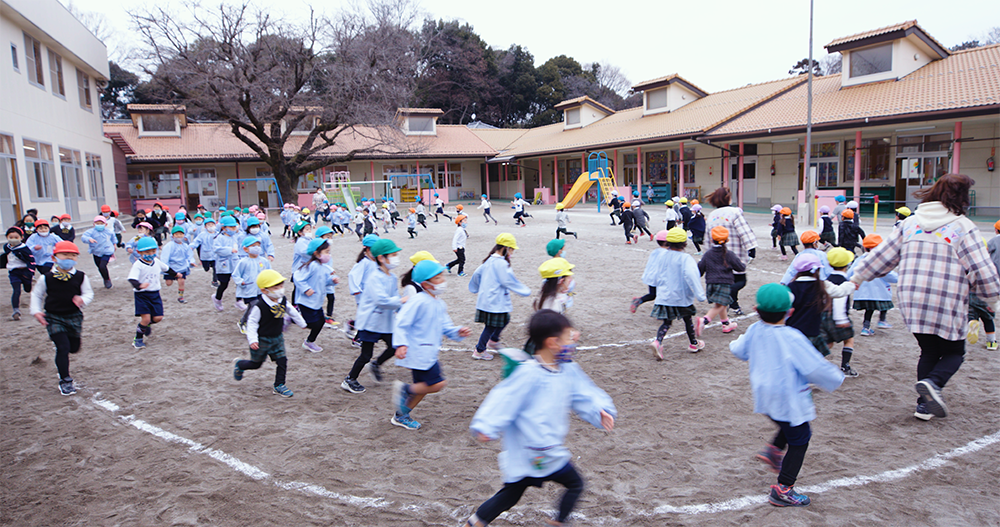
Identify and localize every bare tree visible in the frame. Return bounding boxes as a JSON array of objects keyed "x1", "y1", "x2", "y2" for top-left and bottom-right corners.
[
  {"x1": 590, "y1": 62, "x2": 631, "y2": 97},
  {"x1": 818, "y1": 53, "x2": 842, "y2": 75},
  {"x1": 65, "y1": 1, "x2": 133, "y2": 64},
  {"x1": 130, "y1": 0, "x2": 420, "y2": 202}
]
